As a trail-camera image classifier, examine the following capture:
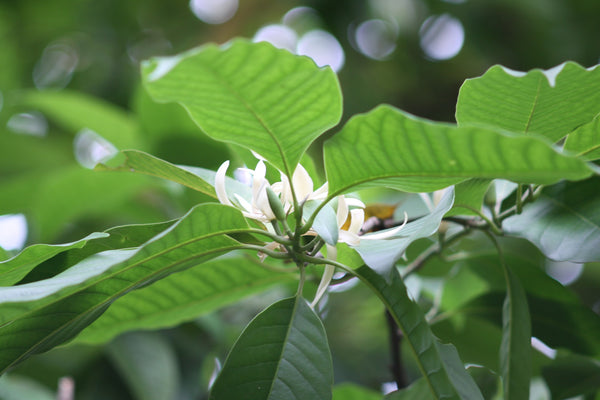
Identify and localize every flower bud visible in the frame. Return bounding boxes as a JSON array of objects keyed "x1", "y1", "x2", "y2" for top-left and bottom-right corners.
[{"x1": 266, "y1": 186, "x2": 286, "y2": 221}]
